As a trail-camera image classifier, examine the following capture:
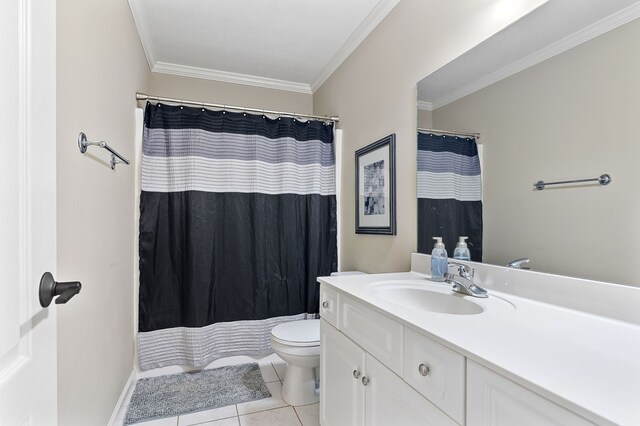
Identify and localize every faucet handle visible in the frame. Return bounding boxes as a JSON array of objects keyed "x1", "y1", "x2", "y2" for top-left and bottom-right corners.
[
  {"x1": 459, "y1": 266, "x2": 474, "y2": 279},
  {"x1": 507, "y1": 258, "x2": 531, "y2": 269},
  {"x1": 448, "y1": 261, "x2": 474, "y2": 278}
]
